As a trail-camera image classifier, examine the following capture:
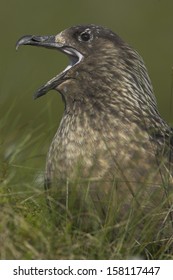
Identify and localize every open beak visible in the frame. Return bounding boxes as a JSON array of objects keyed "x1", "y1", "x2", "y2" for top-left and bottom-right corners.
[{"x1": 16, "y1": 34, "x2": 83, "y2": 99}]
